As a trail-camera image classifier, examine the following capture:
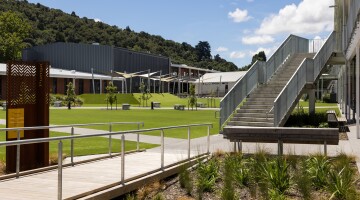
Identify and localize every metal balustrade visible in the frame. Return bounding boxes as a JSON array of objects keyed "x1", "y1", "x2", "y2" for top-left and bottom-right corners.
[
  {"x1": 346, "y1": 0, "x2": 360, "y2": 51},
  {"x1": 0, "y1": 122, "x2": 144, "y2": 178},
  {"x1": 273, "y1": 31, "x2": 336, "y2": 126},
  {"x1": 219, "y1": 34, "x2": 309, "y2": 128},
  {"x1": 0, "y1": 123, "x2": 212, "y2": 200}
]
